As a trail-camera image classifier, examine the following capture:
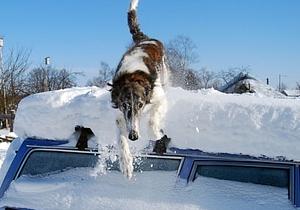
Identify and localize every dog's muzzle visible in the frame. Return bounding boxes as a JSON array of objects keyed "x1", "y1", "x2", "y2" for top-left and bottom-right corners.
[{"x1": 128, "y1": 130, "x2": 138, "y2": 141}]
